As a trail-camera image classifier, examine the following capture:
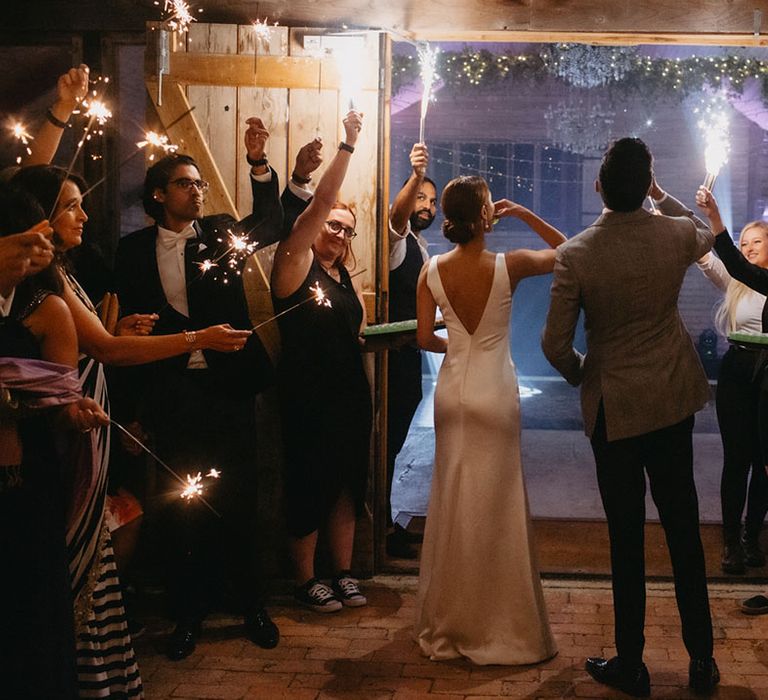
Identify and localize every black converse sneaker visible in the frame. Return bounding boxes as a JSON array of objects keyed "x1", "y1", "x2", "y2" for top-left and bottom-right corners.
[
  {"x1": 294, "y1": 578, "x2": 342, "y2": 613},
  {"x1": 332, "y1": 571, "x2": 367, "y2": 607}
]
